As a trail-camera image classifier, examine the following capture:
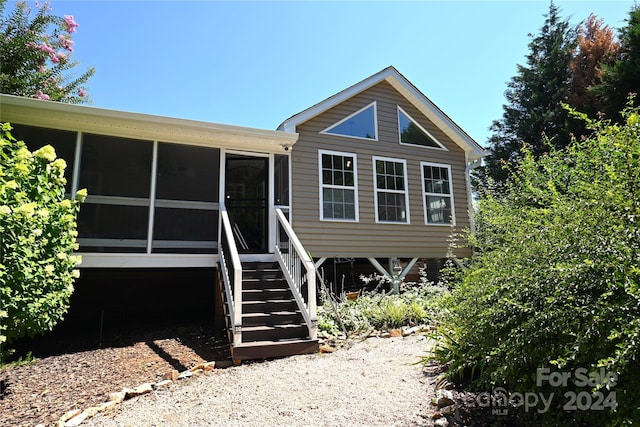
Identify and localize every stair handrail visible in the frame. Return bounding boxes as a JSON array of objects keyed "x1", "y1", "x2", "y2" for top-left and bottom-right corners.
[
  {"x1": 219, "y1": 201, "x2": 243, "y2": 346},
  {"x1": 274, "y1": 208, "x2": 317, "y2": 340}
]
